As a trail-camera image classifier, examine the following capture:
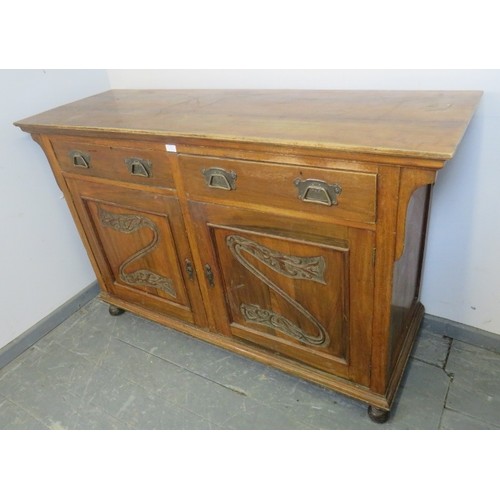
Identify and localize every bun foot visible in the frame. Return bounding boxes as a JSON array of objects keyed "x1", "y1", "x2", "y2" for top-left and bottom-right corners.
[
  {"x1": 109, "y1": 305, "x2": 125, "y2": 316},
  {"x1": 368, "y1": 405, "x2": 390, "y2": 424}
]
